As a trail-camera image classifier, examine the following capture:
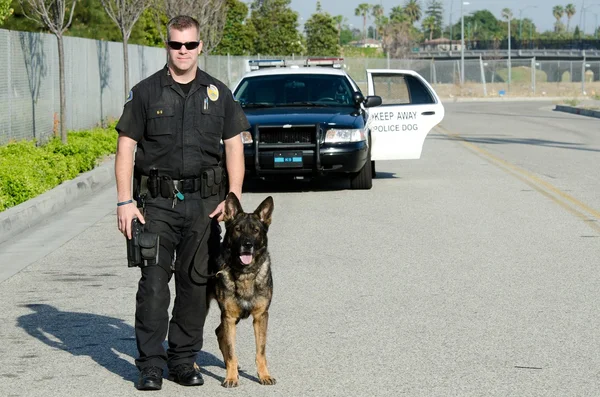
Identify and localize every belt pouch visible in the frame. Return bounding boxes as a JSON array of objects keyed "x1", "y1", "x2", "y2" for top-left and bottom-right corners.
[
  {"x1": 139, "y1": 232, "x2": 160, "y2": 267},
  {"x1": 160, "y1": 177, "x2": 173, "y2": 198},
  {"x1": 201, "y1": 168, "x2": 215, "y2": 198}
]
